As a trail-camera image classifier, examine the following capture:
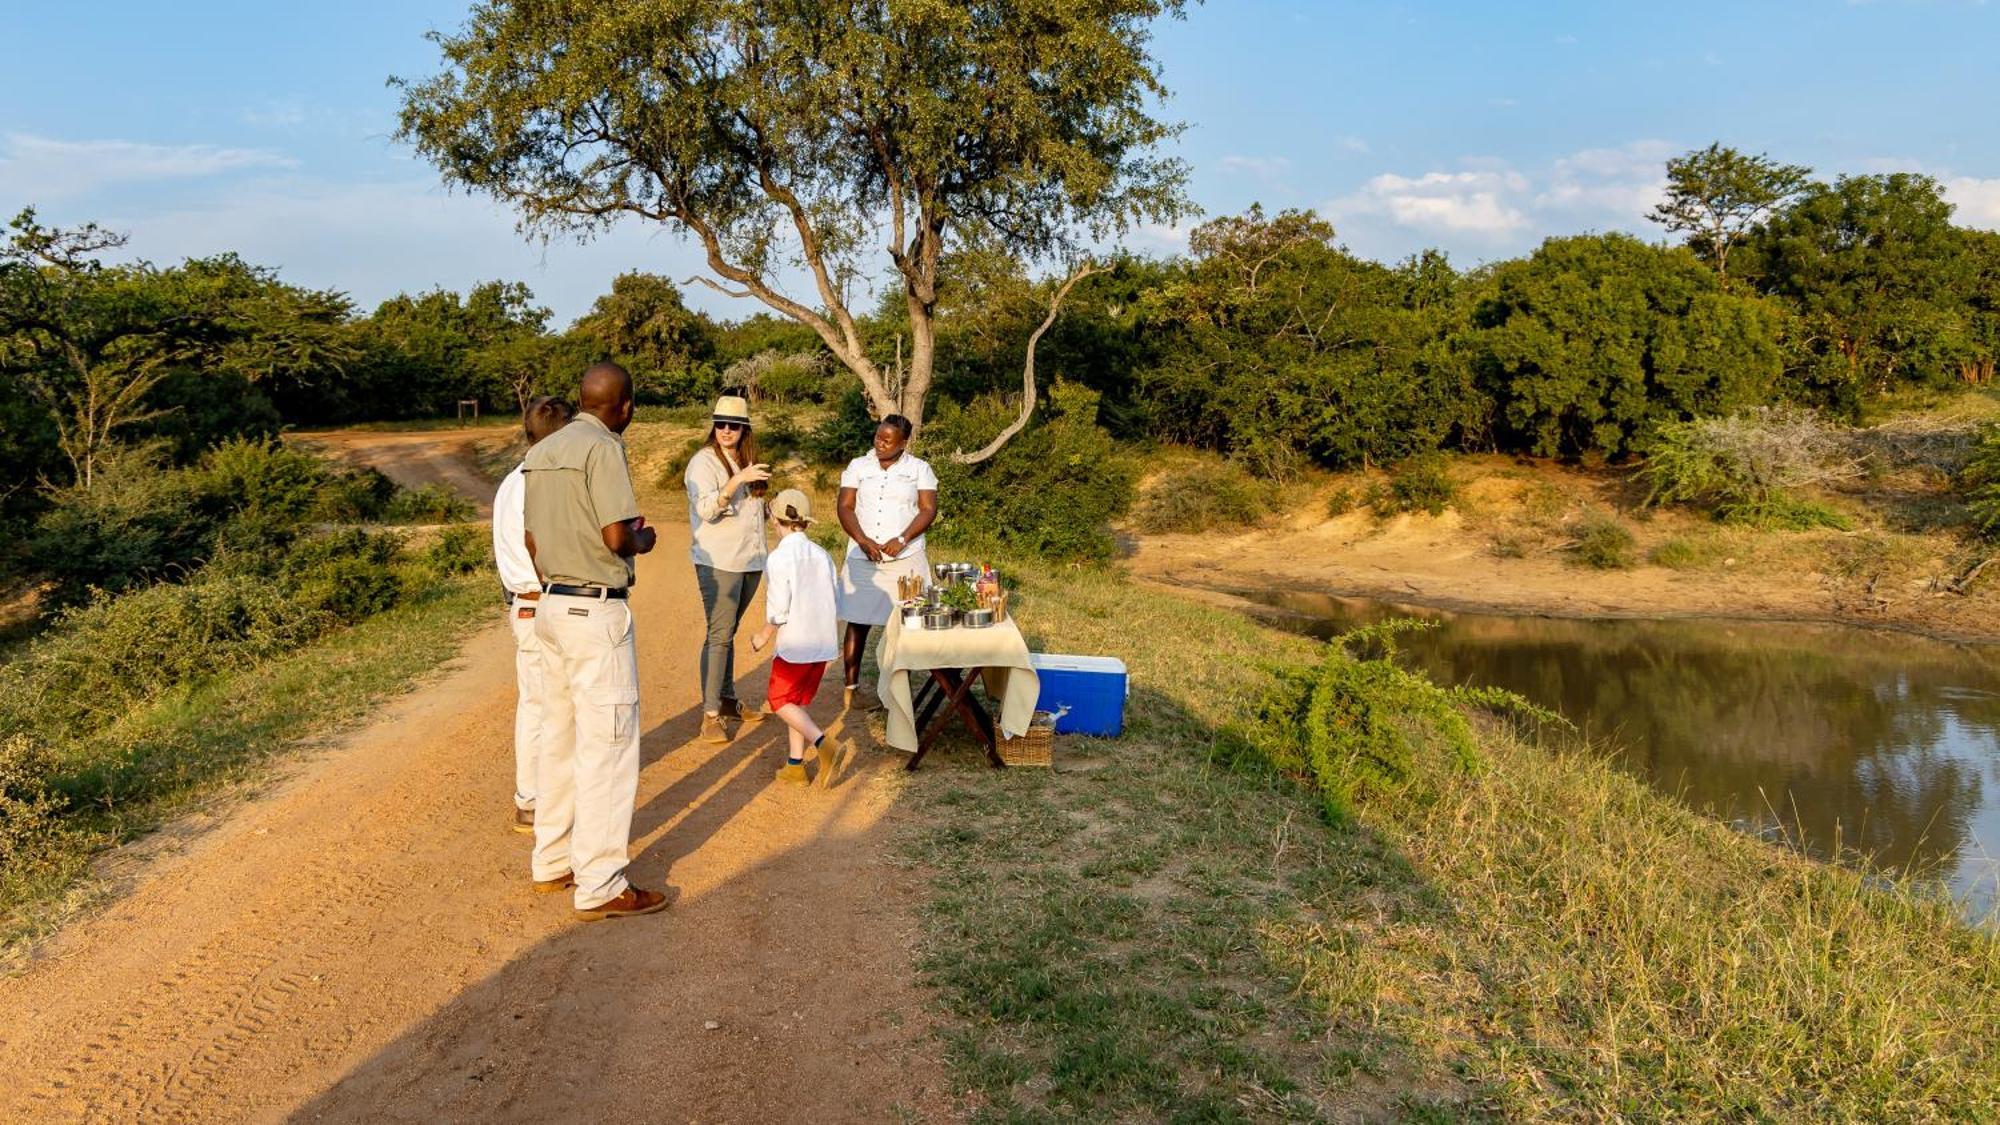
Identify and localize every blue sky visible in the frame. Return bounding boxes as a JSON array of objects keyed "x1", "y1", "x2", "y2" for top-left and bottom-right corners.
[{"x1": 3, "y1": 0, "x2": 1996, "y2": 325}]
